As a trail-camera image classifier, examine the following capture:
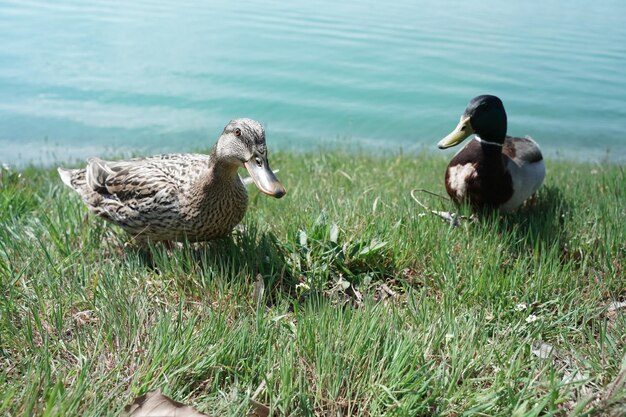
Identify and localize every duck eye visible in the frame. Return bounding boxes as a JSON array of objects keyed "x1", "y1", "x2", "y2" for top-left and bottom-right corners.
[
  {"x1": 255, "y1": 157, "x2": 263, "y2": 167},
  {"x1": 234, "y1": 128, "x2": 241, "y2": 137}
]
